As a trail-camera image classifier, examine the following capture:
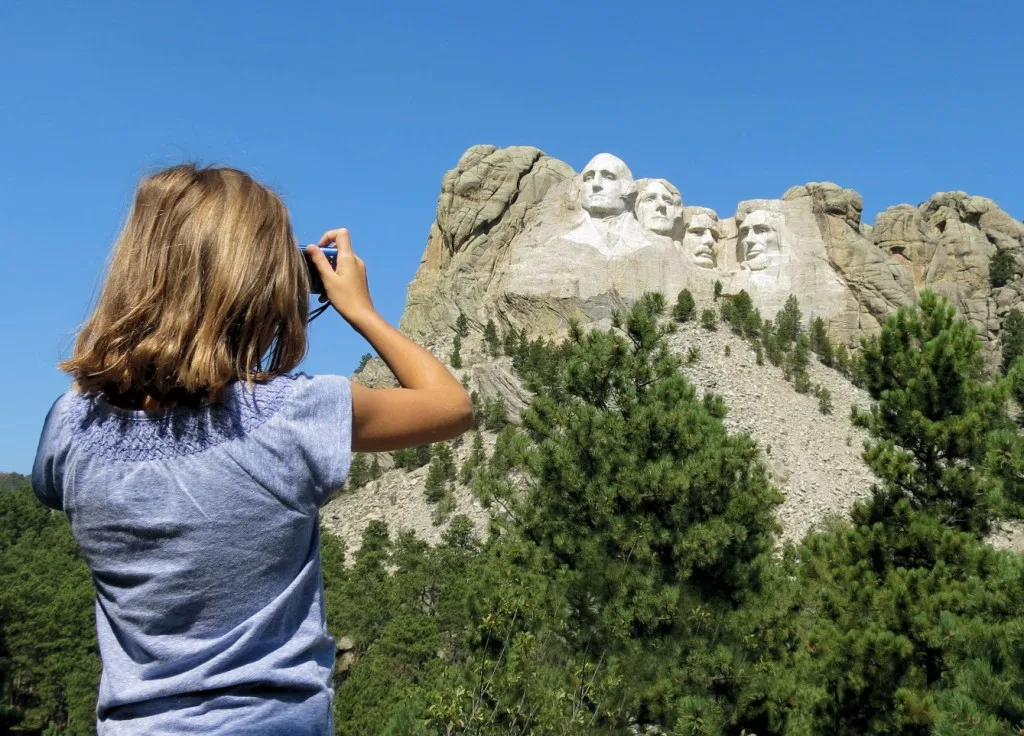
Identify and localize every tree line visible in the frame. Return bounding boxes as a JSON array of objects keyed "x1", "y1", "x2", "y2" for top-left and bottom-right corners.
[{"x1": 2, "y1": 290, "x2": 1024, "y2": 734}]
